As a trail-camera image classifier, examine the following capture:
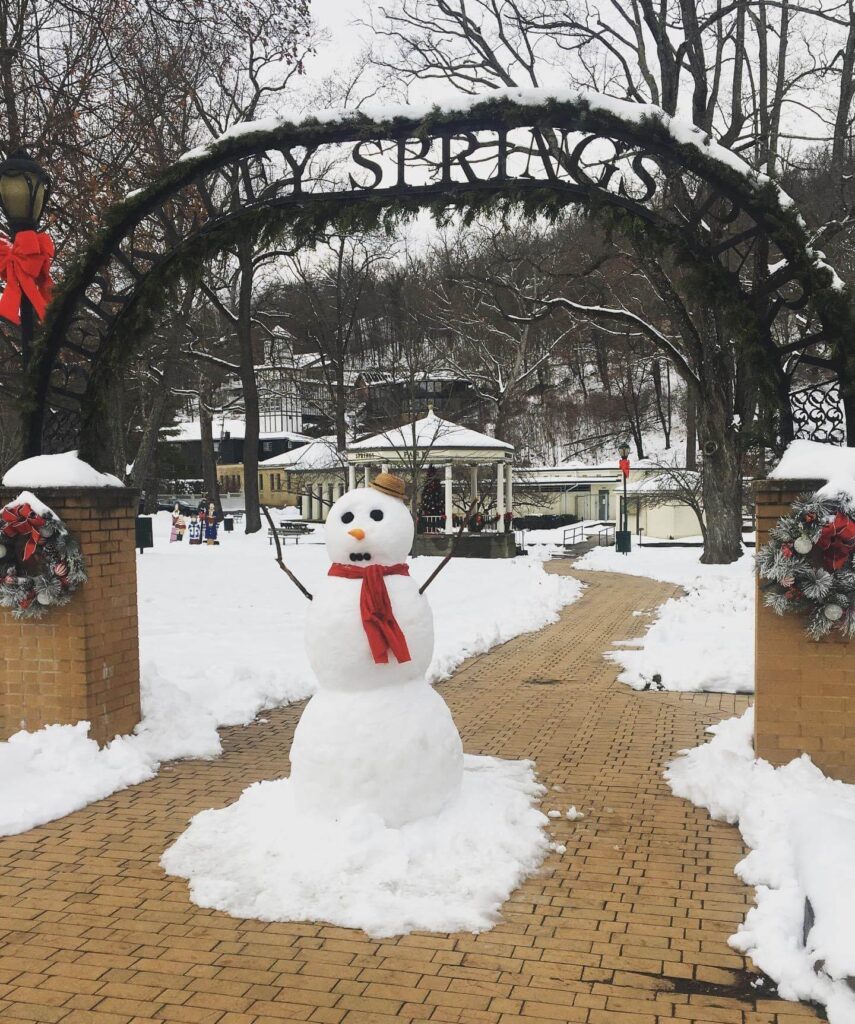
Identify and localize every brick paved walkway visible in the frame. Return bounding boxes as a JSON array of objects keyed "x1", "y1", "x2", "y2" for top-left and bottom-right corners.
[{"x1": 0, "y1": 565, "x2": 823, "y2": 1024}]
